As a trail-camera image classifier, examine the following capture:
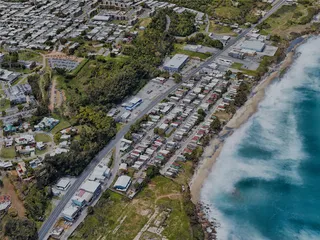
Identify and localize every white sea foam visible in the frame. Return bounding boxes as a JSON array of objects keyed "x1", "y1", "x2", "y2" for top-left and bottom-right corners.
[{"x1": 201, "y1": 37, "x2": 320, "y2": 240}]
